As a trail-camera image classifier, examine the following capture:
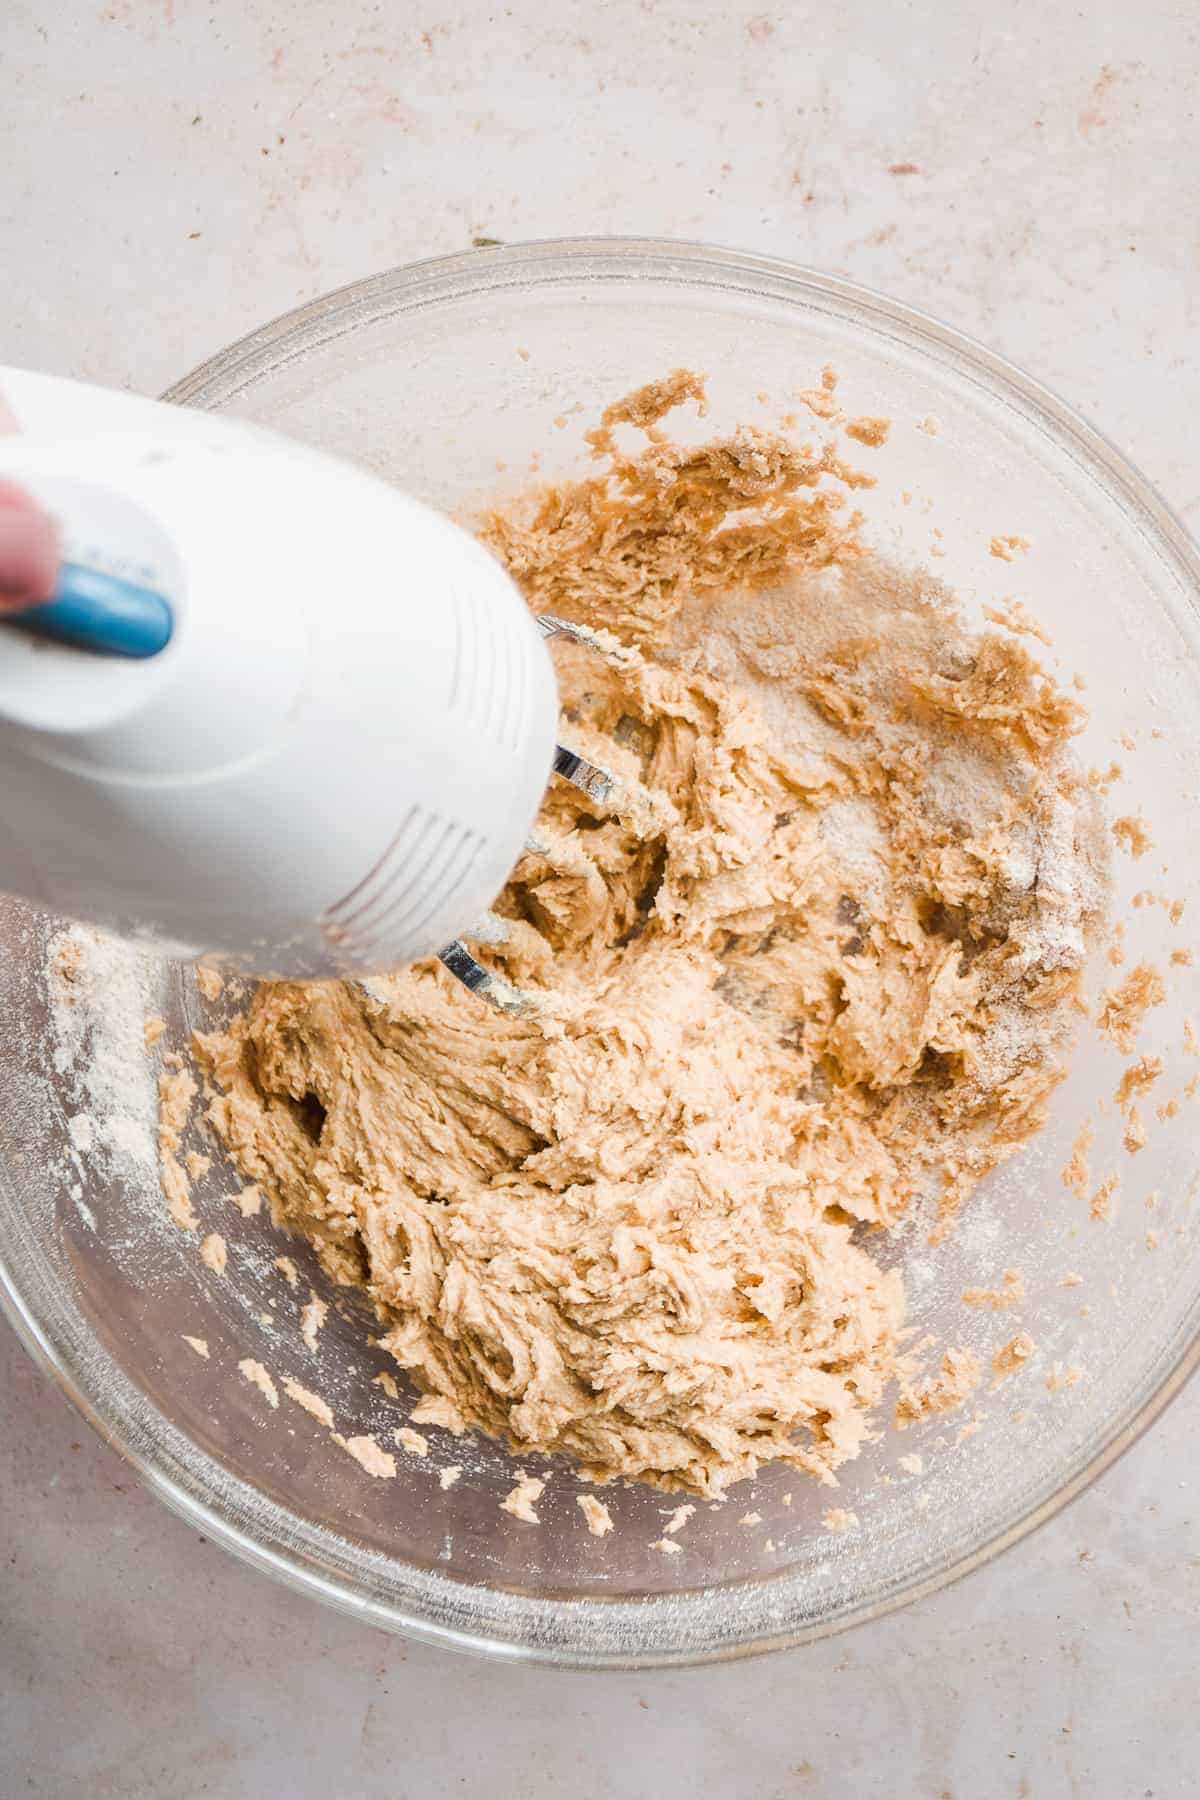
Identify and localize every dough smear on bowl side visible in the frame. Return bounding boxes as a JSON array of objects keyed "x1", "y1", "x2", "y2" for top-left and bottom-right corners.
[{"x1": 192, "y1": 372, "x2": 1108, "y2": 1498}]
